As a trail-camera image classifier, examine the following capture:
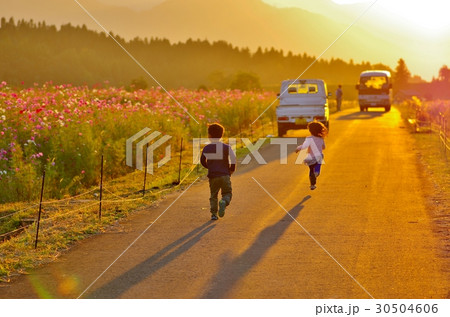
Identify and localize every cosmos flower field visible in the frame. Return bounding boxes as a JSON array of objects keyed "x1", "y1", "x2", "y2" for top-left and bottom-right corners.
[{"x1": 0, "y1": 82, "x2": 275, "y2": 203}]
